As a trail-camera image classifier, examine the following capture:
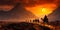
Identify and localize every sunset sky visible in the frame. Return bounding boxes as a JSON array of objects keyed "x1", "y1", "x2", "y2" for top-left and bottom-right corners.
[{"x1": 0, "y1": 0, "x2": 59, "y2": 21}]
